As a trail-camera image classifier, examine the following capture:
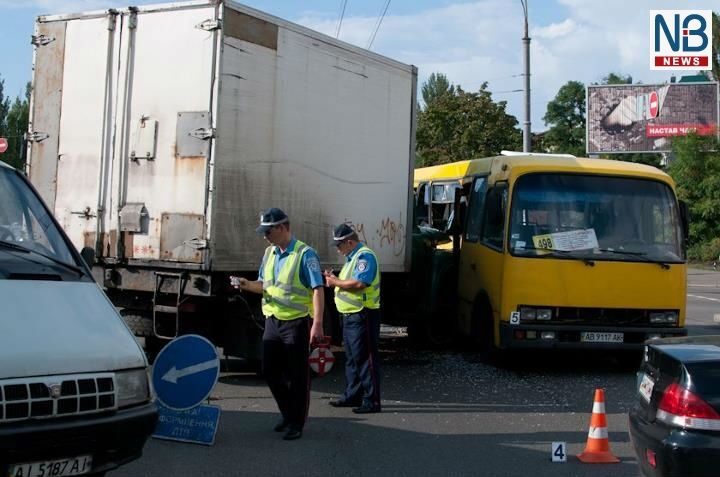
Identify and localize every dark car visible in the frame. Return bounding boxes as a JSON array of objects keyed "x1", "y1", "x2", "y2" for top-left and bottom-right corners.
[{"x1": 629, "y1": 335, "x2": 720, "y2": 477}]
